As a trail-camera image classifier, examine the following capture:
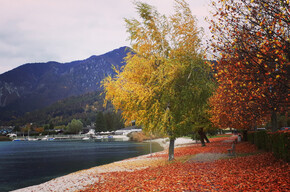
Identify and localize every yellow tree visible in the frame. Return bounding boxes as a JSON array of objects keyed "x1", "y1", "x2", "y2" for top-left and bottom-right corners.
[{"x1": 102, "y1": 0, "x2": 214, "y2": 160}]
